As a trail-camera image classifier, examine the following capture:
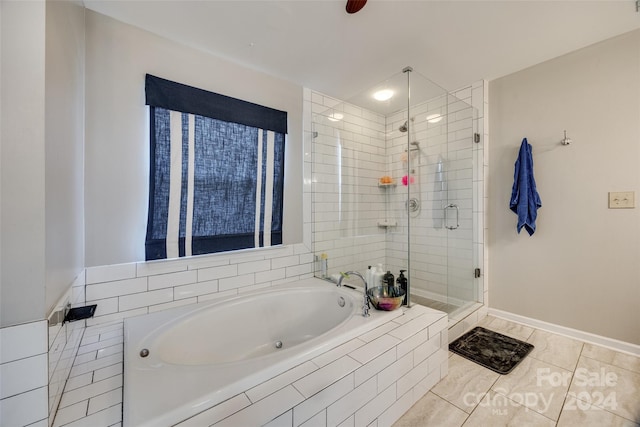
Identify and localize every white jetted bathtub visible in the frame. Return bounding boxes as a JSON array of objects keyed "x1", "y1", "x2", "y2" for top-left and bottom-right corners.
[{"x1": 124, "y1": 278, "x2": 402, "y2": 426}]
